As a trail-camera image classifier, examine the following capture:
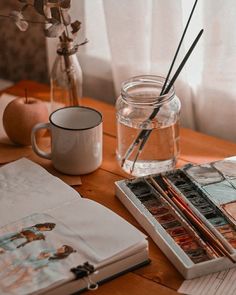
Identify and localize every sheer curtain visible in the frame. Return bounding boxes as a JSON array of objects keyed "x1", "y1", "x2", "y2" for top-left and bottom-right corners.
[{"x1": 47, "y1": 0, "x2": 236, "y2": 142}]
